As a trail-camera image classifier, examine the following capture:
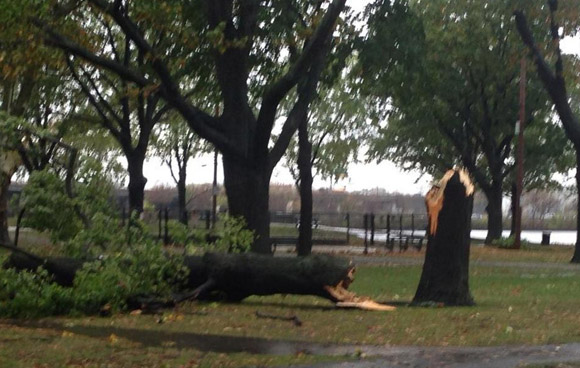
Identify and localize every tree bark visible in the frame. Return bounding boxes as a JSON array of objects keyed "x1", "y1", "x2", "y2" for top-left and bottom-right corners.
[
  {"x1": 181, "y1": 253, "x2": 354, "y2": 302},
  {"x1": 484, "y1": 184, "x2": 503, "y2": 244},
  {"x1": 126, "y1": 153, "x2": 147, "y2": 215},
  {"x1": 297, "y1": 117, "x2": 314, "y2": 256},
  {"x1": 0, "y1": 174, "x2": 12, "y2": 245},
  {"x1": 413, "y1": 169, "x2": 475, "y2": 306},
  {"x1": 509, "y1": 182, "x2": 517, "y2": 237},
  {"x1": 222, "y1": 156, "x2": 272, "y2": 254},
  {"x1": 572, "y1": 152, "x2": 580, "y2": 263},
  {"x1": 2, "y1": 244, "x2": 356, "y2": 304},
  {"x1": 177, "y1": 173, "x2": 187, "y2": 225}
]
